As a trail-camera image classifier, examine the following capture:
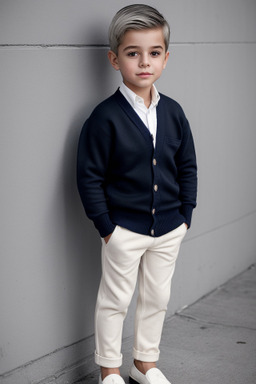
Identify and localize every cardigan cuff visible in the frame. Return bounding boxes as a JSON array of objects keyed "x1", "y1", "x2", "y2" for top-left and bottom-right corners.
[
  {"x1": 180, "y1": 204, "x2": 194, "y2": 228},
  {"x1": 93, "y1": 213, "x2": 116, "y2": 238}
]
